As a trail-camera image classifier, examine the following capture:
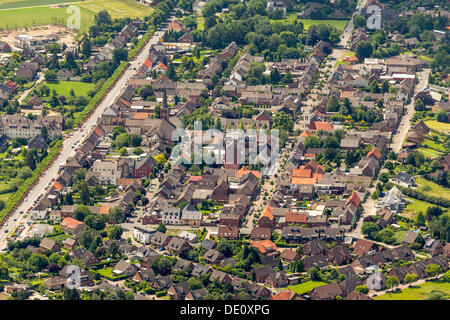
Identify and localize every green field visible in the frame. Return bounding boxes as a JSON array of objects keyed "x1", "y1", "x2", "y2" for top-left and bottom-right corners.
[
  {"x1": 425, "y1": 120, "x2": 450, "y2": 133},
  {"x1": 374, "y1": 281, "x2": 450, "y2": 300},
  {"x1": 287, "y1": 280, "x2": 328, "y2": 295},
  {"x1": 77, "y1": 0, "x2": 153, "y2": 19},
  {"x1": 402, "y1": 196, "x2": 444, "y2": 219},
  {"x1": 417, "y1": 147, "x2": 444, "y2": 159},
  {"x1": 0, "y1": 0, "x2": 152, "y2": 31},
  {"x1": 422, "y1": 137, "x2": 447, "y2": 153},
  {"x1": 416, "y1": 177, "x2": 450, "y2": 201},
  {"x1": 0, "y1": 5, "x2": 94, "y2": 30},
  {"x1": 271, "y1": 13, "x2": 349, "y2": 31},
  {"x1": 44, "y1": 80, "x2": 95, "y2": 97},
  {"x1": 0, "y1": 0, "x2": 80, "y2": 10}
]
